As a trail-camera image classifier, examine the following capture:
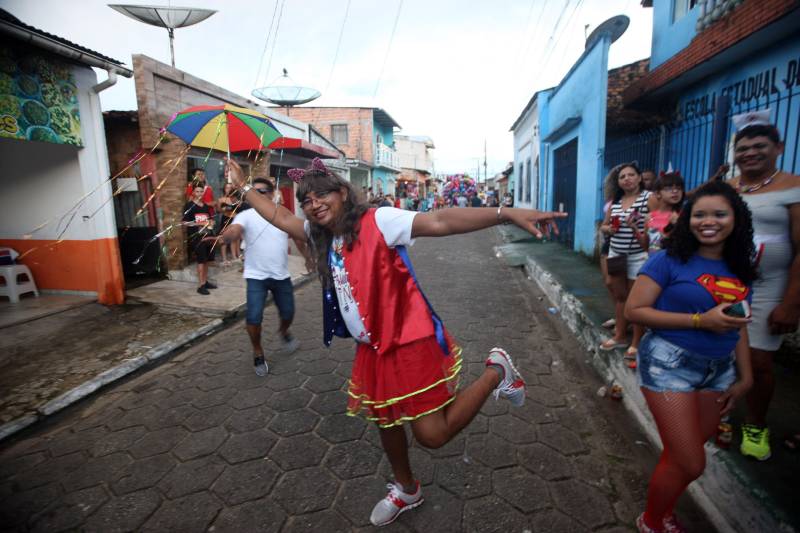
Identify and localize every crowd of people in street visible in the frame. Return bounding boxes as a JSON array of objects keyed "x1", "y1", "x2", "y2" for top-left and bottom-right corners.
[
  {"x1": 176, "y1": 110, "x2": 798, "y2": 532},
  {"x1": 596, "y1": 111, "x2": 799, "y2": 533}
]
